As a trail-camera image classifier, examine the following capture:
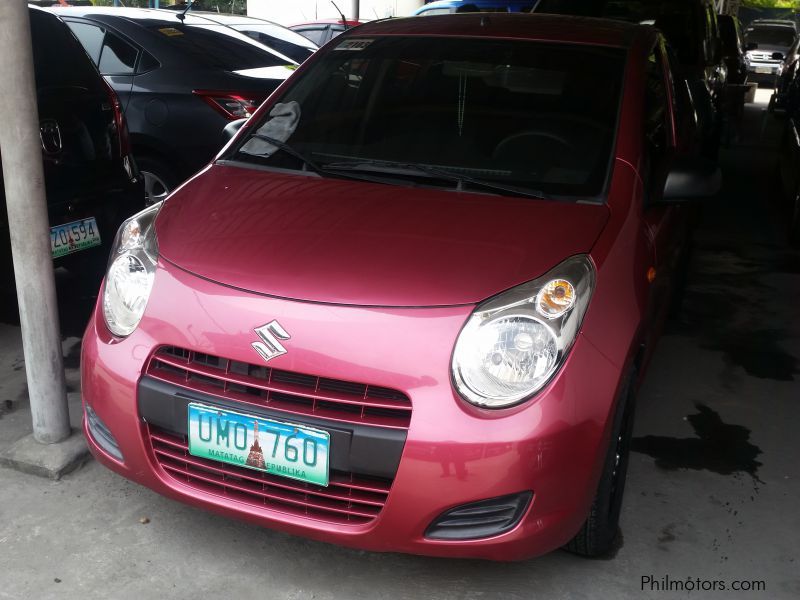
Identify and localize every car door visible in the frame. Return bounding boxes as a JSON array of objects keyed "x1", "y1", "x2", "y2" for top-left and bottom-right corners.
[
  {"x1": 641, "y1": 41, "x2": 687, "y2": 348},
  {"x1": 65, "y1": 19, "x2": 139, "y2": 111}
]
